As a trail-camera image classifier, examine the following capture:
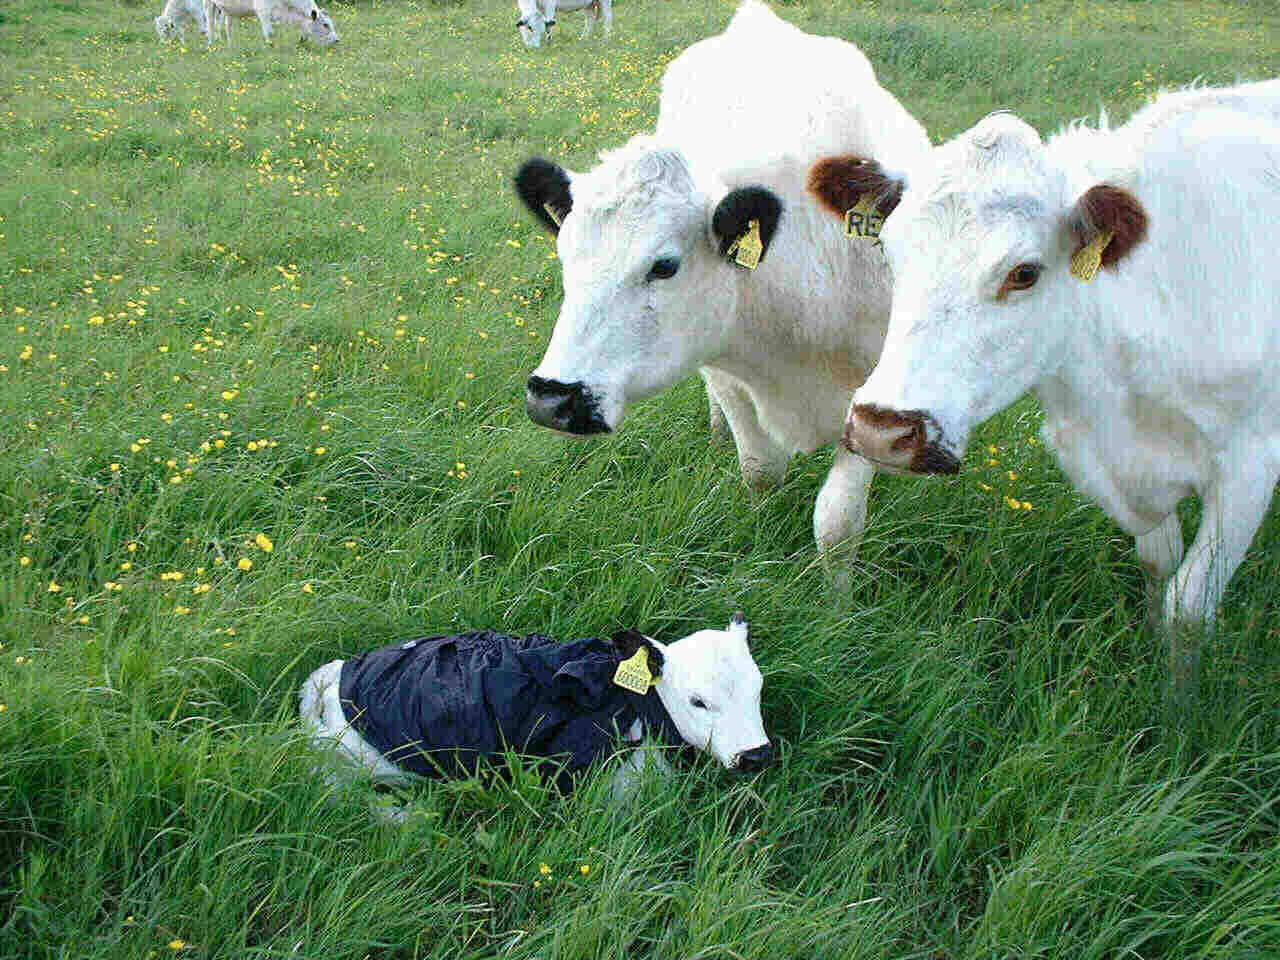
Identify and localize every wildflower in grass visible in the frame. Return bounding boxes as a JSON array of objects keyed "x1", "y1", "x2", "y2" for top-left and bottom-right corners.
[
  {"x1": 254, "y1": 534, "x2": 274, "y2": 553},
  {"x1": 192, "y1": 584, "x2": 211, "y2": 595},
  {"x1": 579, "y1": 864, "x2": 590, "y2": 876},
  {"x1": 160, "y1": 572, "x2": 184, "y2": 582},
  {"x1": 120, "y1": 562, "x2": 132, "y2": 572},
  {"x1": 302, "y1": 582, "x2": 314, "y2": 595},
  {"x1": 127, "y1": 542, "x2": 138, "y2": 553},
  {"x1": 48, "y1": 580, "x2": 62, "y2": 593},
  {"x1": 19, "y1": 556, "x2": 30, "y2": 567},
  {"x1": 0, "y1": 704, "x2": 5, "y2": 712},
  {"x1": 314, "y1": 447, "x2": 326, "y2": 455},
  {"x1": 169, "y1": 940, "x2": 186, "y2": 951},
  {"x1": 174, "y1": 605, "x2": 191, "y2": 616},
  {"x1": 238, "y1": 558, "x2": 253, "y2": 571},
  {"x1": 169, "y1": 475, "x2": 183, "y2": 484},
  {"x1": 110, "y1": 463, "x2": 121, "y2": 472},
  {"x1": 77, "y1": 616, "x2": 89, "y2": 625},
  {"x1": 538, "y1": 863, "x2": 551, "y2": 877},
  {"x1": 344, "y1": 541, "x2": 357, "y2": 549}
]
